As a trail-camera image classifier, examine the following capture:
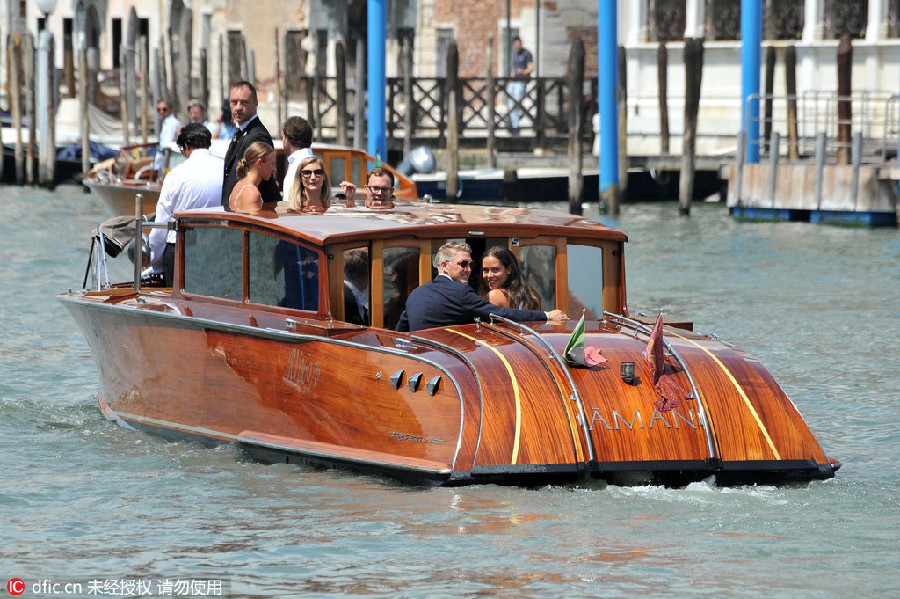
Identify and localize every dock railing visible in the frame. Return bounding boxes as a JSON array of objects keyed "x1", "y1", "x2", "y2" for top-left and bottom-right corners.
[
  {"x1": 734, "y1": 91, "x2": 899, "y2": 212},
  {"x1": 292, "y1": 73, "x2": 598, "y2": 150},
  {"x1": 741, "y1": 91, "x2": 898, "y2": 162}
]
